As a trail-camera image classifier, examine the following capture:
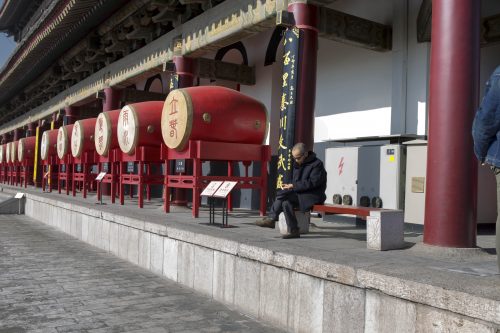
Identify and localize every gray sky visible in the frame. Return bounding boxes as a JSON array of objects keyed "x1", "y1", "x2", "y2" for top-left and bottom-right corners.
[
  {"x1": 0, "y1": 0, "x2": 16, "y2": 69},
  {"x1": 0, "y1": 33, "x2": 16, "y2": 68}
]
